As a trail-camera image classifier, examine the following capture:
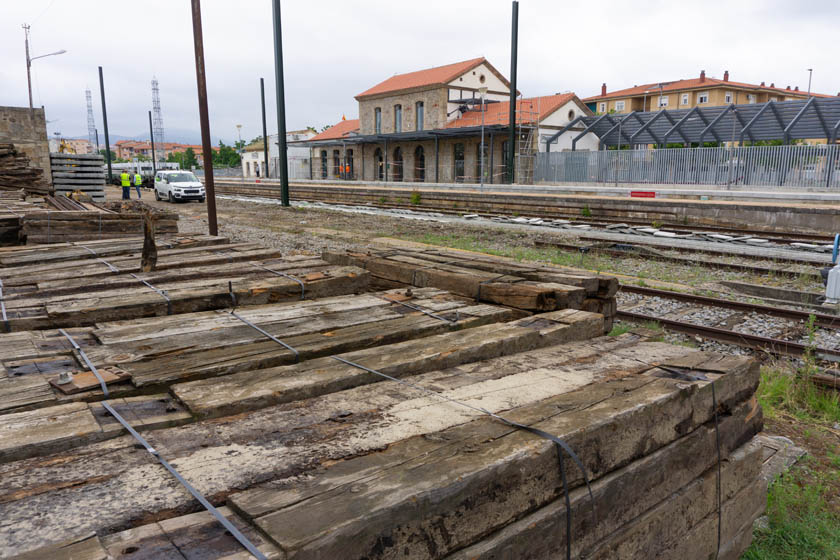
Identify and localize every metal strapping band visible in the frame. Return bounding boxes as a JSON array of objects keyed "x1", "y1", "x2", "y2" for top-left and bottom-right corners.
[
  {"x1": 476, "y1": 274, "x2": 508, "y2": 301},
  {"x1": 229, "y1": 310, "x2": 300, "y2": 362},
  {"x1": 57, "y1": 329, "x2": 266, "y2": 560},
  {"x1": 80, "y1": 245, "x2": 121, "y2": 274},
  {"x1": 249, "y1": 262, "x2": 305, "y2": 300},
  {"x1": 330, "y1": 354, "x2": 595, "y2": 560},
  {"x1": 129, "y1": 273, "x2": 172, "y2": 314},
  {"x1": 659, "y1": 366, "x2": 722, "y2": 560},
  {"x1": 0, "y1": 278, "x2": 9, "y2": 333},
  {"x1": 386, "y1": 297, "x2": 458, "y2": 324}
]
